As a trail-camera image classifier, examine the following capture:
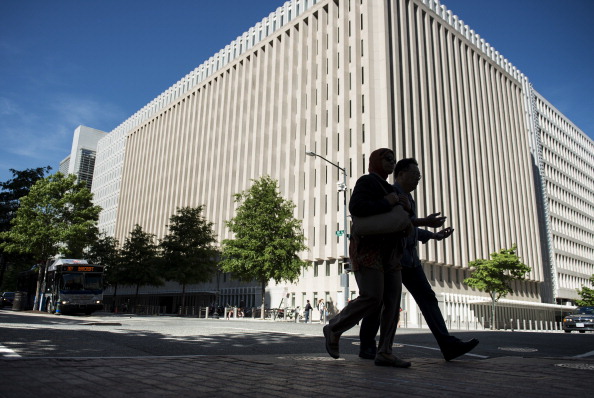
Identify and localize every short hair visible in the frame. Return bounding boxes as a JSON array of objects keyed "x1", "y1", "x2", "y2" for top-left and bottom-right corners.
[{"x1": 394, "y1": 158, "x2": 418, "y2": 176}]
